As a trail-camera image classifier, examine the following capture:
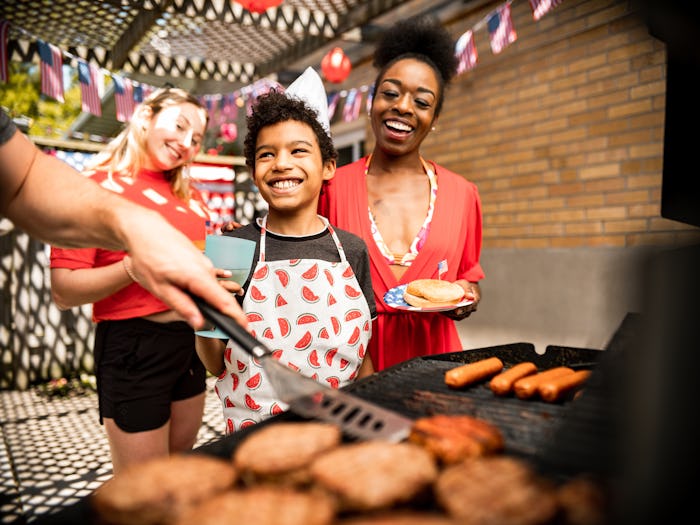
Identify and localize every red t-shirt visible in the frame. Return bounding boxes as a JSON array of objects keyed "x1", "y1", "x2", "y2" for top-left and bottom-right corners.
[{"x1": 50, "y1": 169, "x2": 210, "y2": 321}]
